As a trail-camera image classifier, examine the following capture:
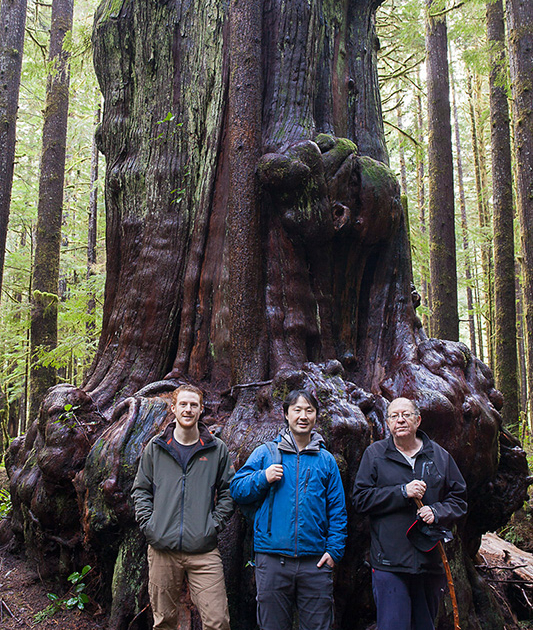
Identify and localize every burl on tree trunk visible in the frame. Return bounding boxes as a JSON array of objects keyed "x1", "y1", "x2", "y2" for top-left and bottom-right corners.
[{"x1": 6, "y1": 0, "x2": 530, "y2": 629}]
